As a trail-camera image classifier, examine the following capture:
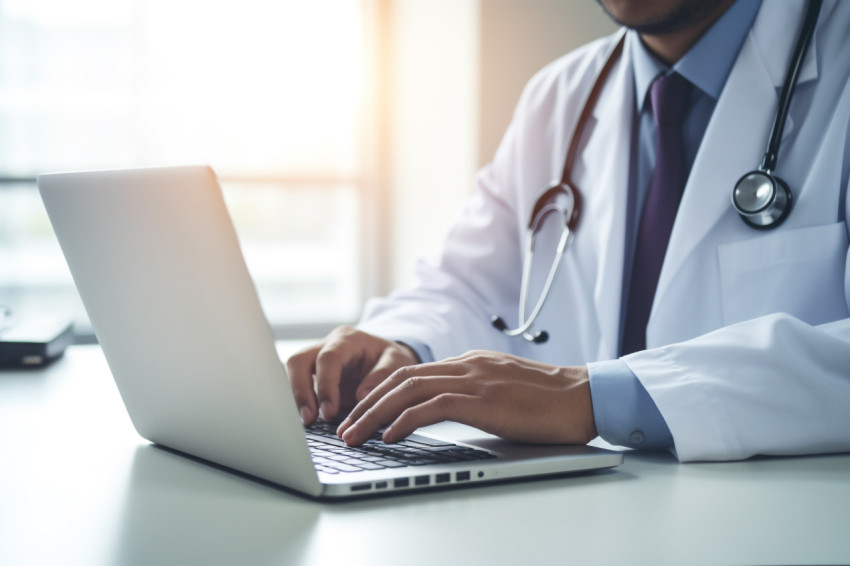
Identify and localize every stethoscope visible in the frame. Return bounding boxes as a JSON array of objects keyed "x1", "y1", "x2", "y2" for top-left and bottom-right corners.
[{"x1": 492, "y1": 0, "x2": 822, "y2": 343}]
